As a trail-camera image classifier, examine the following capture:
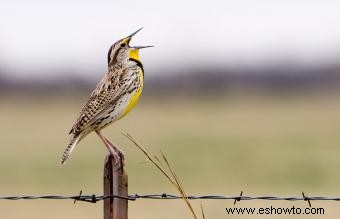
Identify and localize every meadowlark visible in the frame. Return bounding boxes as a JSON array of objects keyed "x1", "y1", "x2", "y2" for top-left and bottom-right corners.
[{"x1": 61, "y1": 28, "x2": 152, "y2": 165}]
